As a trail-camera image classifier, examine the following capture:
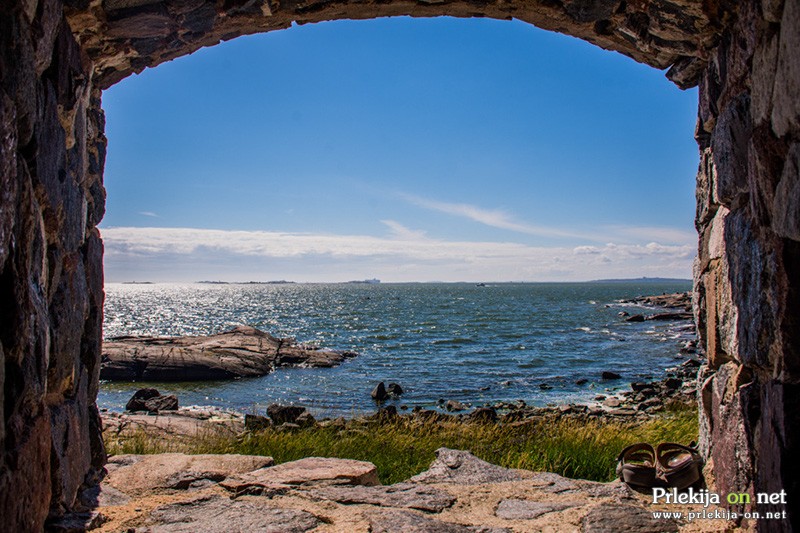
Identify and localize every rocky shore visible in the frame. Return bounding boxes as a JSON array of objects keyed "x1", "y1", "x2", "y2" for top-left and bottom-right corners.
[
  {"x1": 101, "y1": 352, "x2": 699, "y2": 447},
  {"x1": 100, "y1": 325, "x2": 357, "y2": 381},
  {"x1": 101, "y1": 291, "x2": 702, "y2": 433},
  {"x1": 81, "y1": 291, "x2": 711, "y2": 531}
]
